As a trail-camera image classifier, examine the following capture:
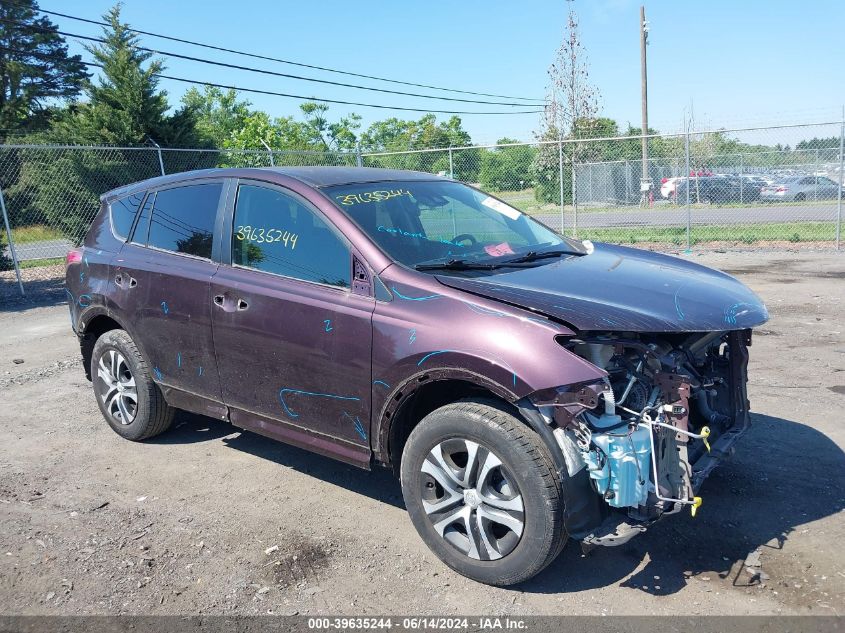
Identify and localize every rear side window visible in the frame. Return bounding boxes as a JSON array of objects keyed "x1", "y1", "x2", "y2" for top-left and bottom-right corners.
[
  {"x1": 131, "y1": 193, "x2": 154, "y2": 245},
  {"x1": 232, "y1": 184, "x2": 350, "y2": 288},
  {"x1": 147, "y1": 183, "x2": 222, "y2": 258},
  {"x1": 110, "y1": 191, "x2": 146, "y2": 240}
]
